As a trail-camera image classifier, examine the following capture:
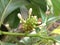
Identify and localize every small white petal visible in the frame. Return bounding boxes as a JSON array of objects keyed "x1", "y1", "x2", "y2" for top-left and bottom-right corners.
[
  {"x1": 29, "y1": 8, "x2": 32, "y2": 15},
  {"x1": 17, "y1": 13, "x2": 22, "y2": 19},
  {"x1": 34, "y1": 16, "x2": 37, "y2": 19},
  {"x1": 5, "y1": 23, "x2": 9, "y2": 27},
  {"x1": 18, "y1": 13, "x2": 26, "y2": 23},
  {"x1": 30, "y1": 30, "x2": 36, "y2": 34}
]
